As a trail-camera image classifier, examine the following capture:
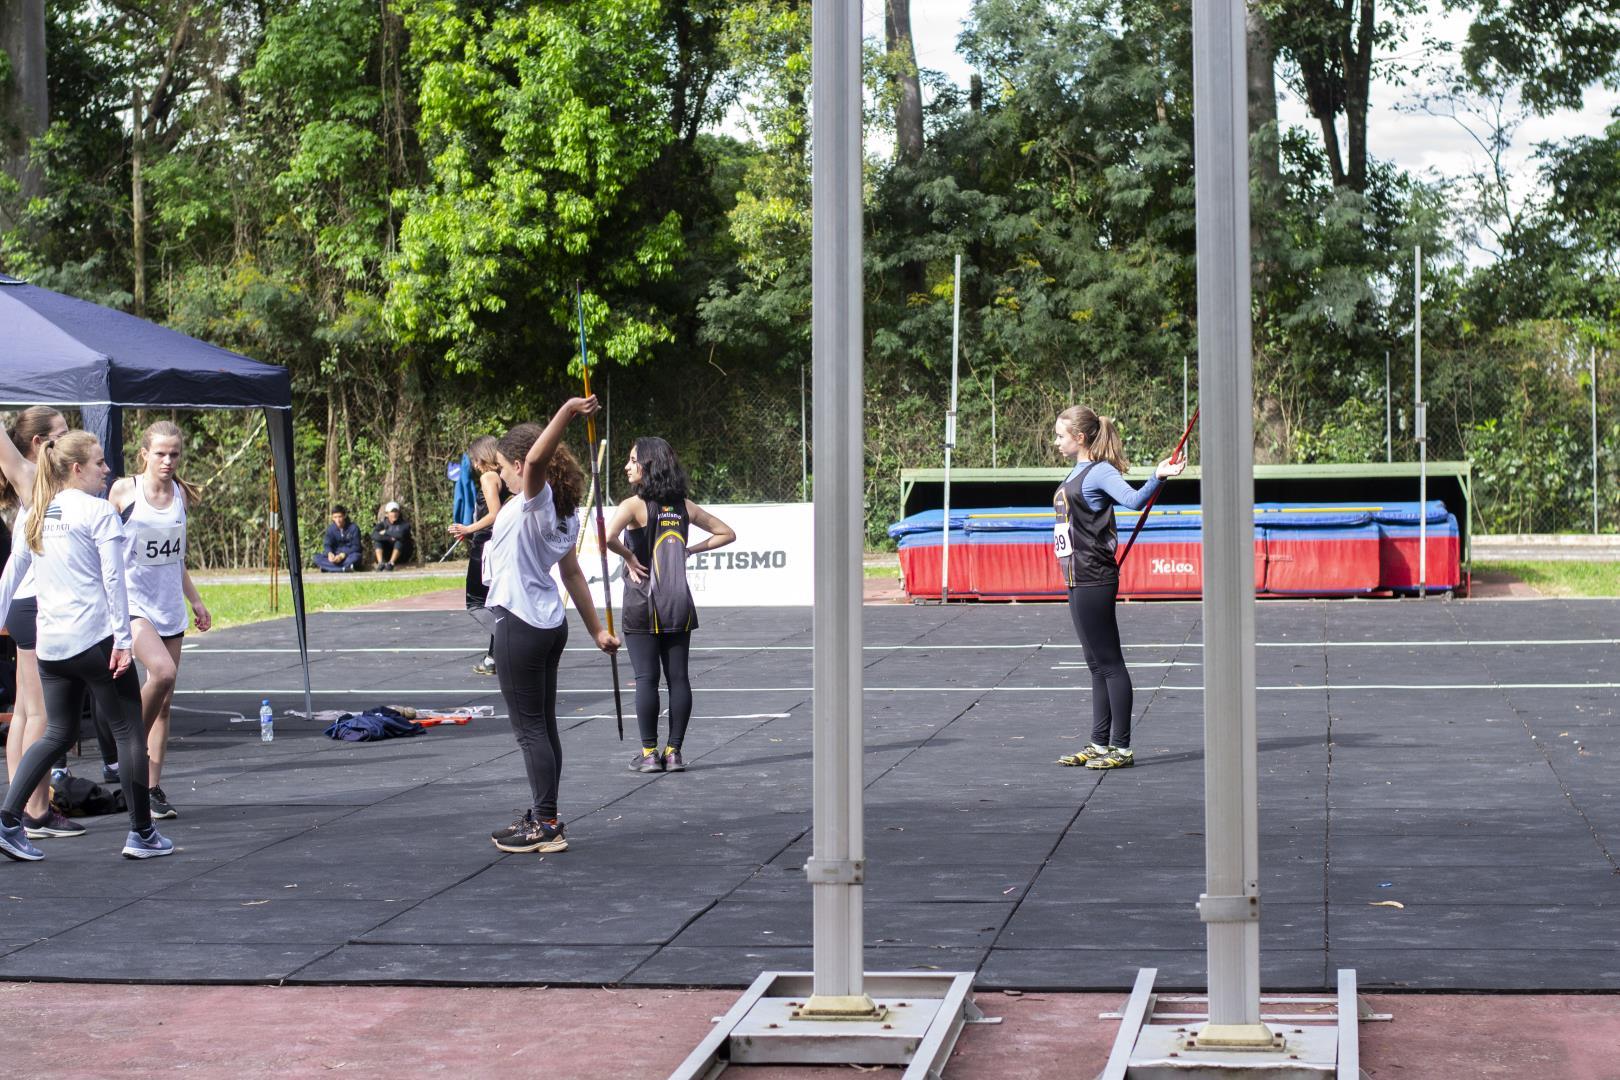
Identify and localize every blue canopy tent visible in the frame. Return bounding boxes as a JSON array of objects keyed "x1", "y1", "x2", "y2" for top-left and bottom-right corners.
[{"x1": 0, "y1": 273, "x2": 313, "y2": 715}]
